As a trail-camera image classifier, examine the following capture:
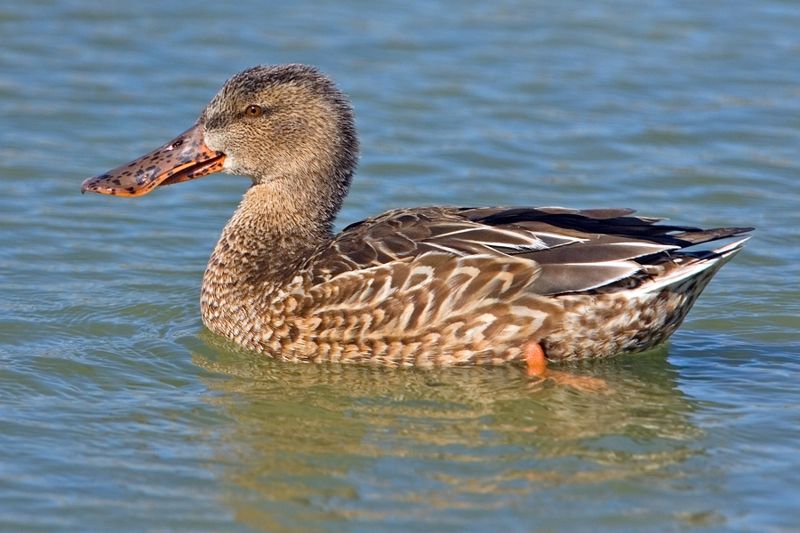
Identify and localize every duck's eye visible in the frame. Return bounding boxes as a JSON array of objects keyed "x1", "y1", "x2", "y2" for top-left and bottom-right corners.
[{"x1": 244, "y1": 104, "x2": 263, "y2": 118}]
